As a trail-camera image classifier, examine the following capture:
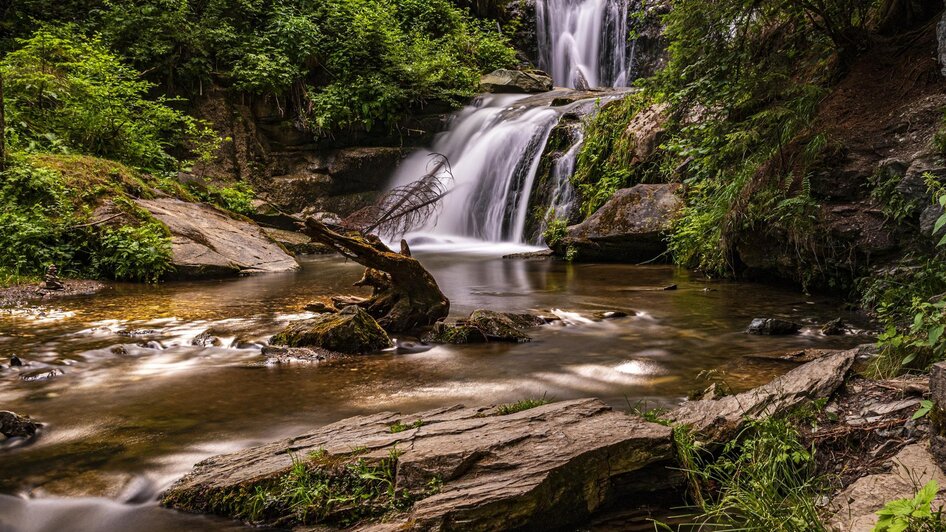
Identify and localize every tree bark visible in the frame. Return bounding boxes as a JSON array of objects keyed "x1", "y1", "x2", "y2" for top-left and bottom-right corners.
[
  {"x1": 302, "y1": 218, "x2": 449, "y2": 332},
  {"x1": 0, "y1": 72, "x2": 5, "y2": 172}
]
